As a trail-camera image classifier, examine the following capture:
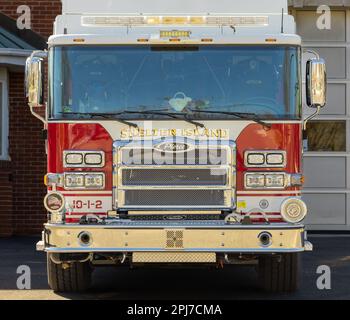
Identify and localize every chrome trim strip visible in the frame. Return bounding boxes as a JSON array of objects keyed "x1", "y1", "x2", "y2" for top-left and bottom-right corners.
[
  {"x1": 45, "y1": 247, "x2": 305, "y2": 253},
  {"x1": 238, "y1": 190, "x2": 301, "y2": 195},
  {"x1": 45, "y1": 222, "x2": 304, "y2": 230}
]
